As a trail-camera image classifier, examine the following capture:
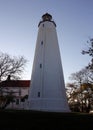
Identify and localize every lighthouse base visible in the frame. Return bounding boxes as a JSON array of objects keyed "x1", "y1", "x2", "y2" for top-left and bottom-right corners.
[{"x1": 27, "y1": 98, "x2": 70, "y2": 112}]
